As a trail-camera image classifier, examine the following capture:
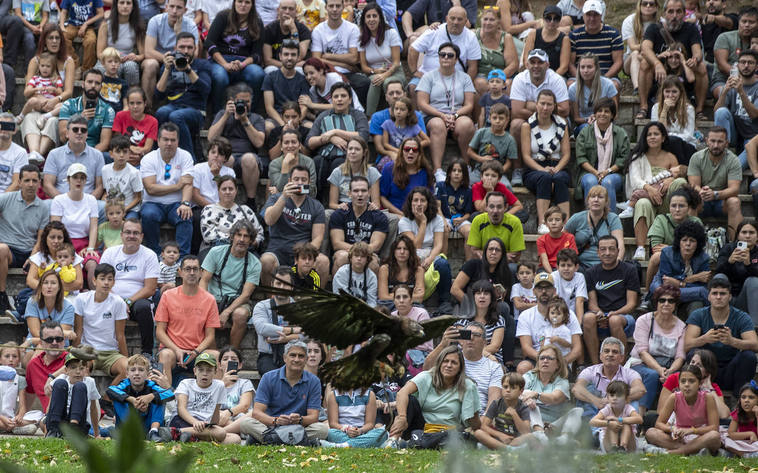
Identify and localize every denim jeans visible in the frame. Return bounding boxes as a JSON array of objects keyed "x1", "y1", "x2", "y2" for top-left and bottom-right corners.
[
  {"x1": 209, "y1": 56, "x2": 265, "y2": 112},
  {"x1": 581, "y1": 172, "x2": 623, "y2": 213},
  {"x1": 632, "y1": 363, "x2": 661, "y2": 409},
  {"x1": 154, "y1": 104, "x2": 203, "y2": 162},
  {"x1": 713, "y1": 107, "x2": 749, "y2": 169},
  {"x1": 432, "y1": 256, "x2": 452, "y2": 304},
  {"x1": 141, "y1": 201, "x2": 193, "y2": 256}
]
